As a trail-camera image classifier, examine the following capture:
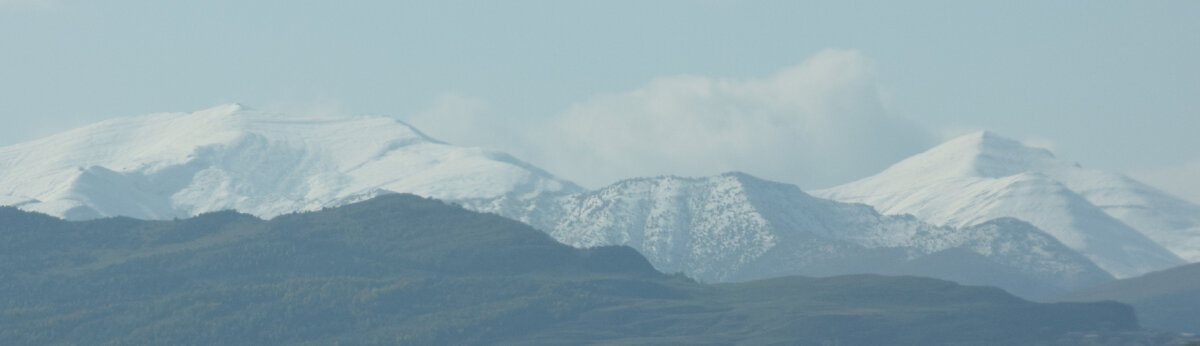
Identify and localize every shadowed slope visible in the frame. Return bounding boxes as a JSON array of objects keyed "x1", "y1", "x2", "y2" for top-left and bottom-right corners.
[
  {"x1": 1057, "y1": 262, "x2": 1200, "y2": 334},
  {"x1": 0, "y1": 195, "x2": 1159, "y2": 345}
]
